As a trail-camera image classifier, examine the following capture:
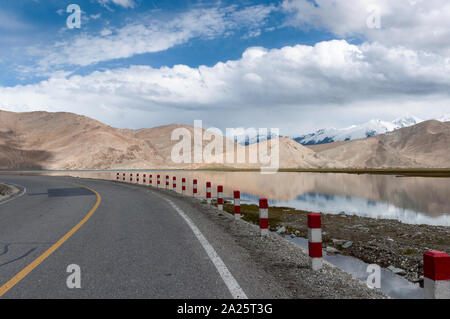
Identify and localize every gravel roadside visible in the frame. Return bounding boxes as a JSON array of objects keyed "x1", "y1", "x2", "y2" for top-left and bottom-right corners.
[
  {"x1": 146, "y1": 186, "x2": 387, "y2": 299},
  {"x1": 214, "y1": 203, "x2": 449, "y2": 285}
]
